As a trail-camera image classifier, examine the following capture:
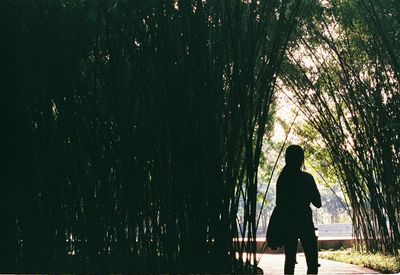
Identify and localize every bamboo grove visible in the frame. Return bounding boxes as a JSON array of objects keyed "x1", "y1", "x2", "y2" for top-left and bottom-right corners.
[
  {"x1": 1, "y1": 0, "x2": 301, "y2": 272},
  {"x1": 280, "y1": 0, "x2": 400, "y2": 254}
]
